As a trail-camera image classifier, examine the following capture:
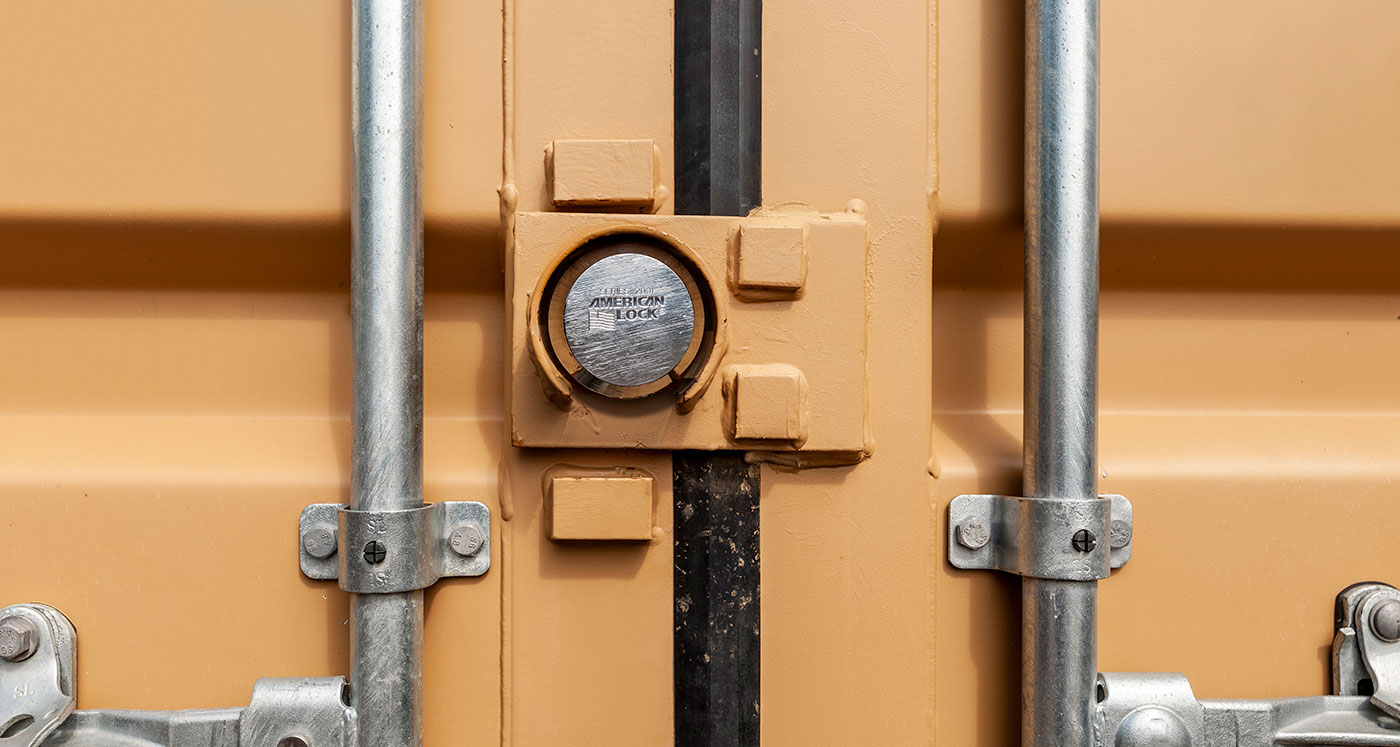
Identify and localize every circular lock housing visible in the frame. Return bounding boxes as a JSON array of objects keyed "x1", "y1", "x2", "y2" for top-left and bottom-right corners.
[{"x1": 540, "y1": 234, "x2": 715, "y2": 399}]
